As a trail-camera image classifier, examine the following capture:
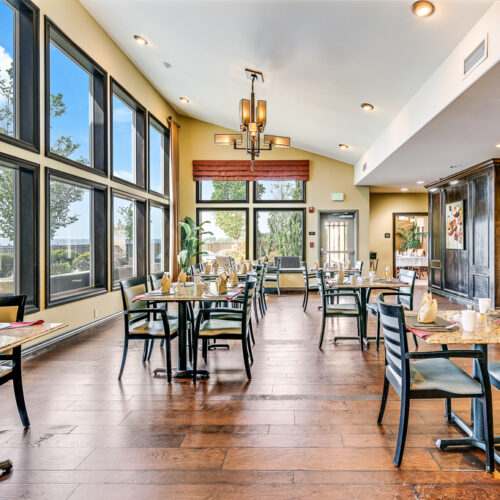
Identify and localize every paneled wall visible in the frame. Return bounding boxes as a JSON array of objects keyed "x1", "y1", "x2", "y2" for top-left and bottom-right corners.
[{"x1": 428, "y1": 159, "x2": 499, "y2": 307}]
